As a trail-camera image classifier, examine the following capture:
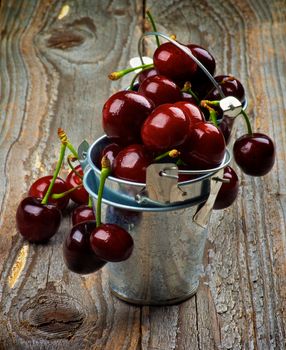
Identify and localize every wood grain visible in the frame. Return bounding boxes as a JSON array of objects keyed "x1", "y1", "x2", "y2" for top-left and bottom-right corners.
[{"x1": 0, "y1": 0, "x2": 285, "y2": 349}]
